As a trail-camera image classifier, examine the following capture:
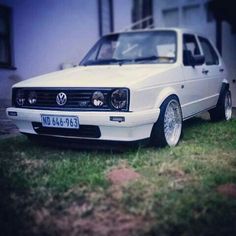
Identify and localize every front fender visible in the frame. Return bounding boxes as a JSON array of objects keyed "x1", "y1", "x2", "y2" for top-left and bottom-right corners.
[{"x1": 154, "y1": 87, "x2": 178, "y2": 109}]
